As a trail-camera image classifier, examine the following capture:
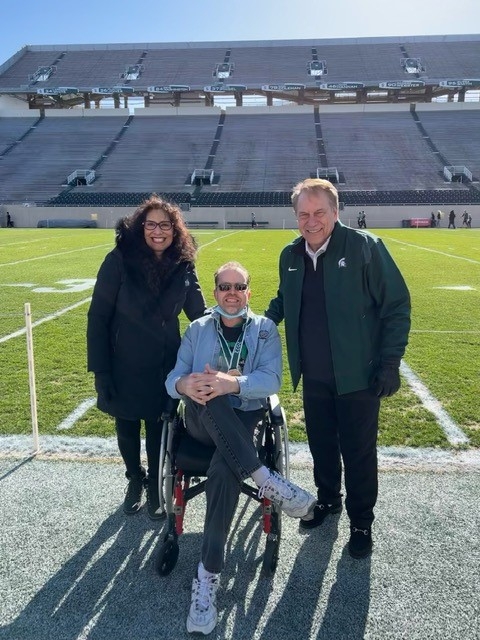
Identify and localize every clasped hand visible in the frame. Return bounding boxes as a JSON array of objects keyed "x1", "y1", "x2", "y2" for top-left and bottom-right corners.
[{"x1": 177, "y1": 364, "x2": 240, "y2": 405}]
